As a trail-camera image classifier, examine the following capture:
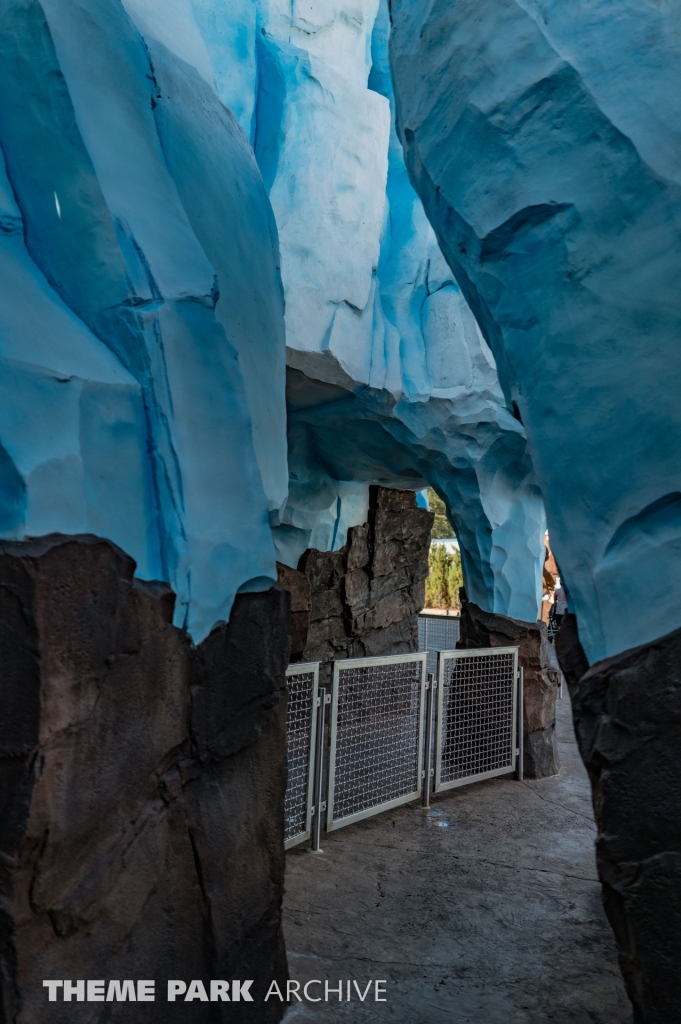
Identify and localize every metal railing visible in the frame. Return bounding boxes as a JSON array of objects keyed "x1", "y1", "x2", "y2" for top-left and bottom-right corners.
[
  {"x1": 418, "y1": 613, "x2": 461, "y2": 677},
  {"x1": 284, "y1": 646, "x2": 522, "y2": 850}
]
